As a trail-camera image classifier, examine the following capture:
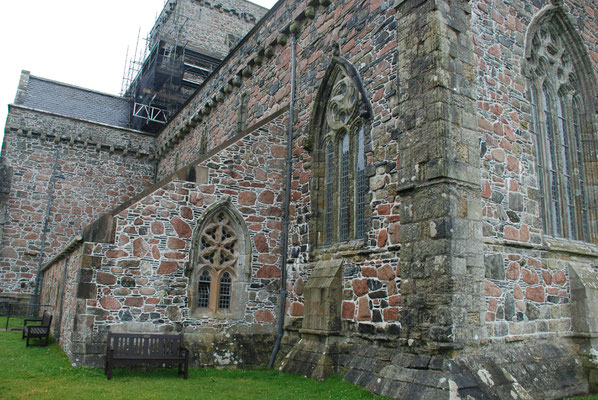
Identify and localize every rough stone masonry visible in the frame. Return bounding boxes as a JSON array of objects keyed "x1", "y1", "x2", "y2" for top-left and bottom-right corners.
[{"x1": 2, "y1": 0, "x2": 598, "y2": 398}]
